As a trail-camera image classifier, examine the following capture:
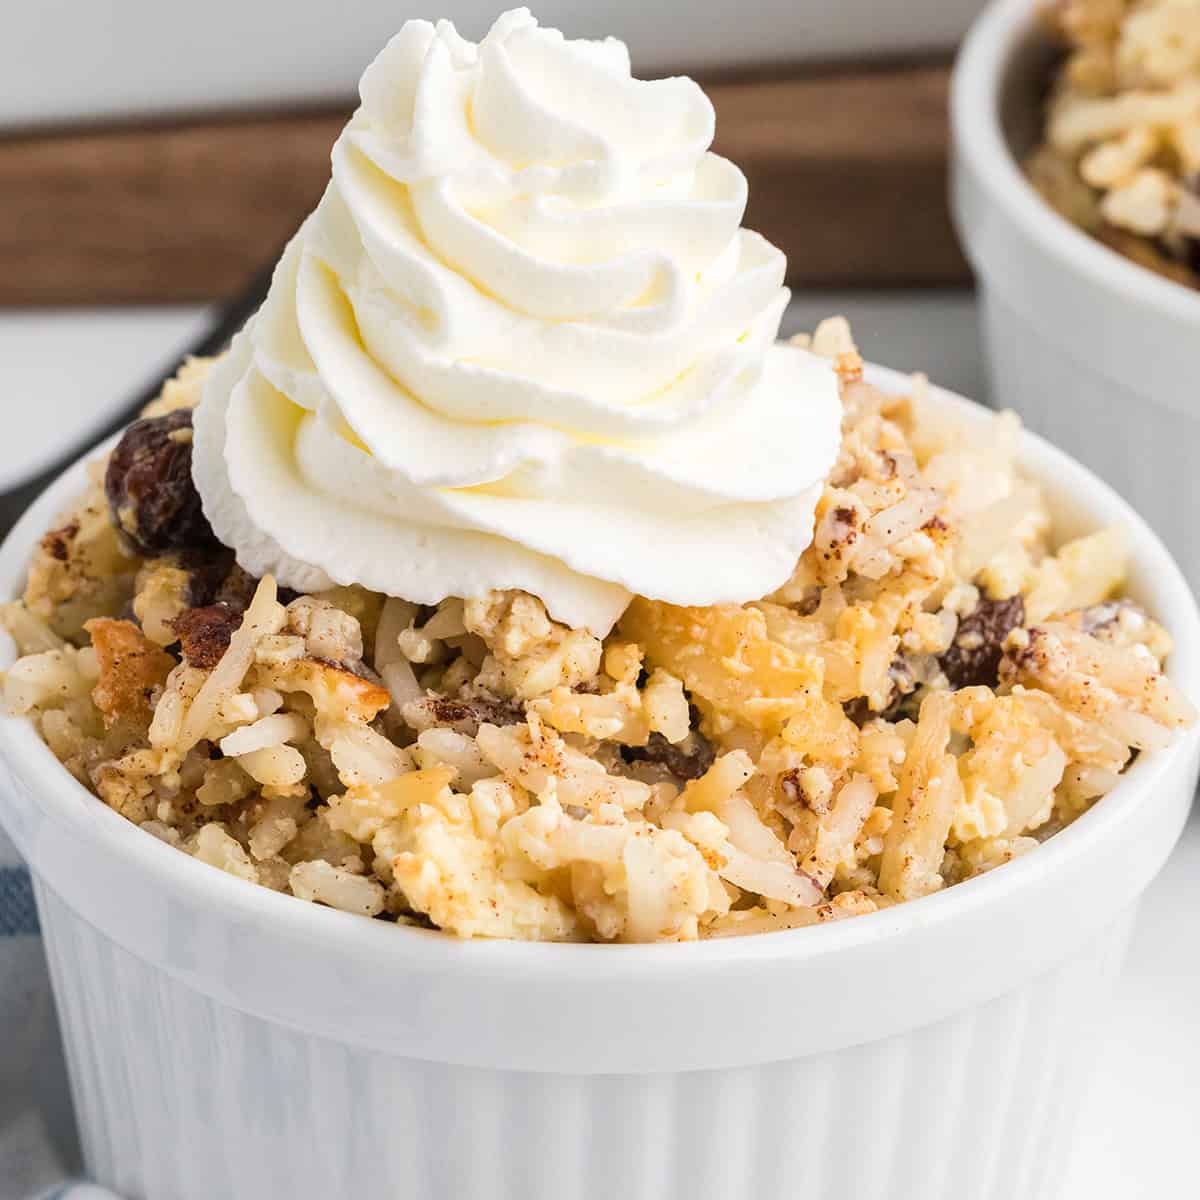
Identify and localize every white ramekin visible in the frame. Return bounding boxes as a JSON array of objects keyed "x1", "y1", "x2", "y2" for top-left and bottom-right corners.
[
  {"x1": 1, "y1": 370, "x2": 1197, "y2": 1200},
  {"x1": 951, "y1": 0, "x2": 1200, "y2": 589}
]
